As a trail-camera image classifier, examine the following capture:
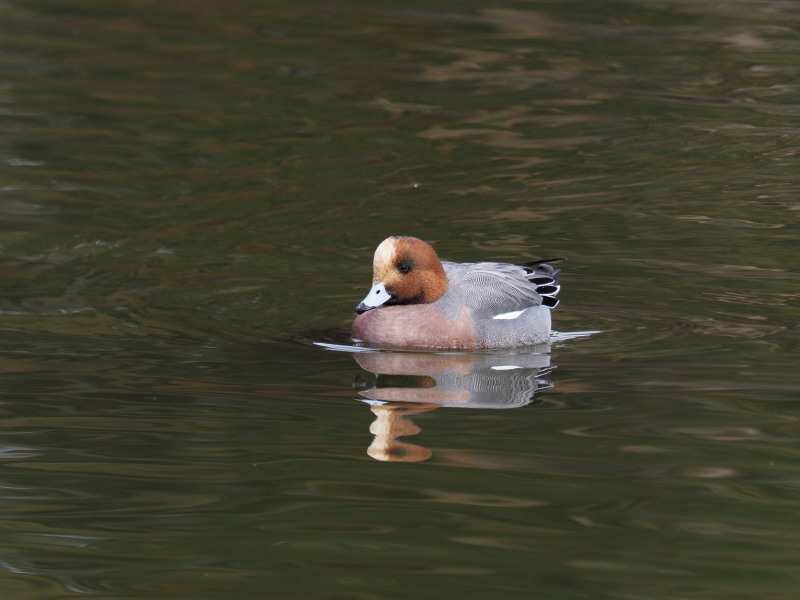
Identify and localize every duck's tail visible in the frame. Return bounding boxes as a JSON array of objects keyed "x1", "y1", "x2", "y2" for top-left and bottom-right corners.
[{"x1": 519, "y1": 258, "x2": 564, "y2": 309}]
